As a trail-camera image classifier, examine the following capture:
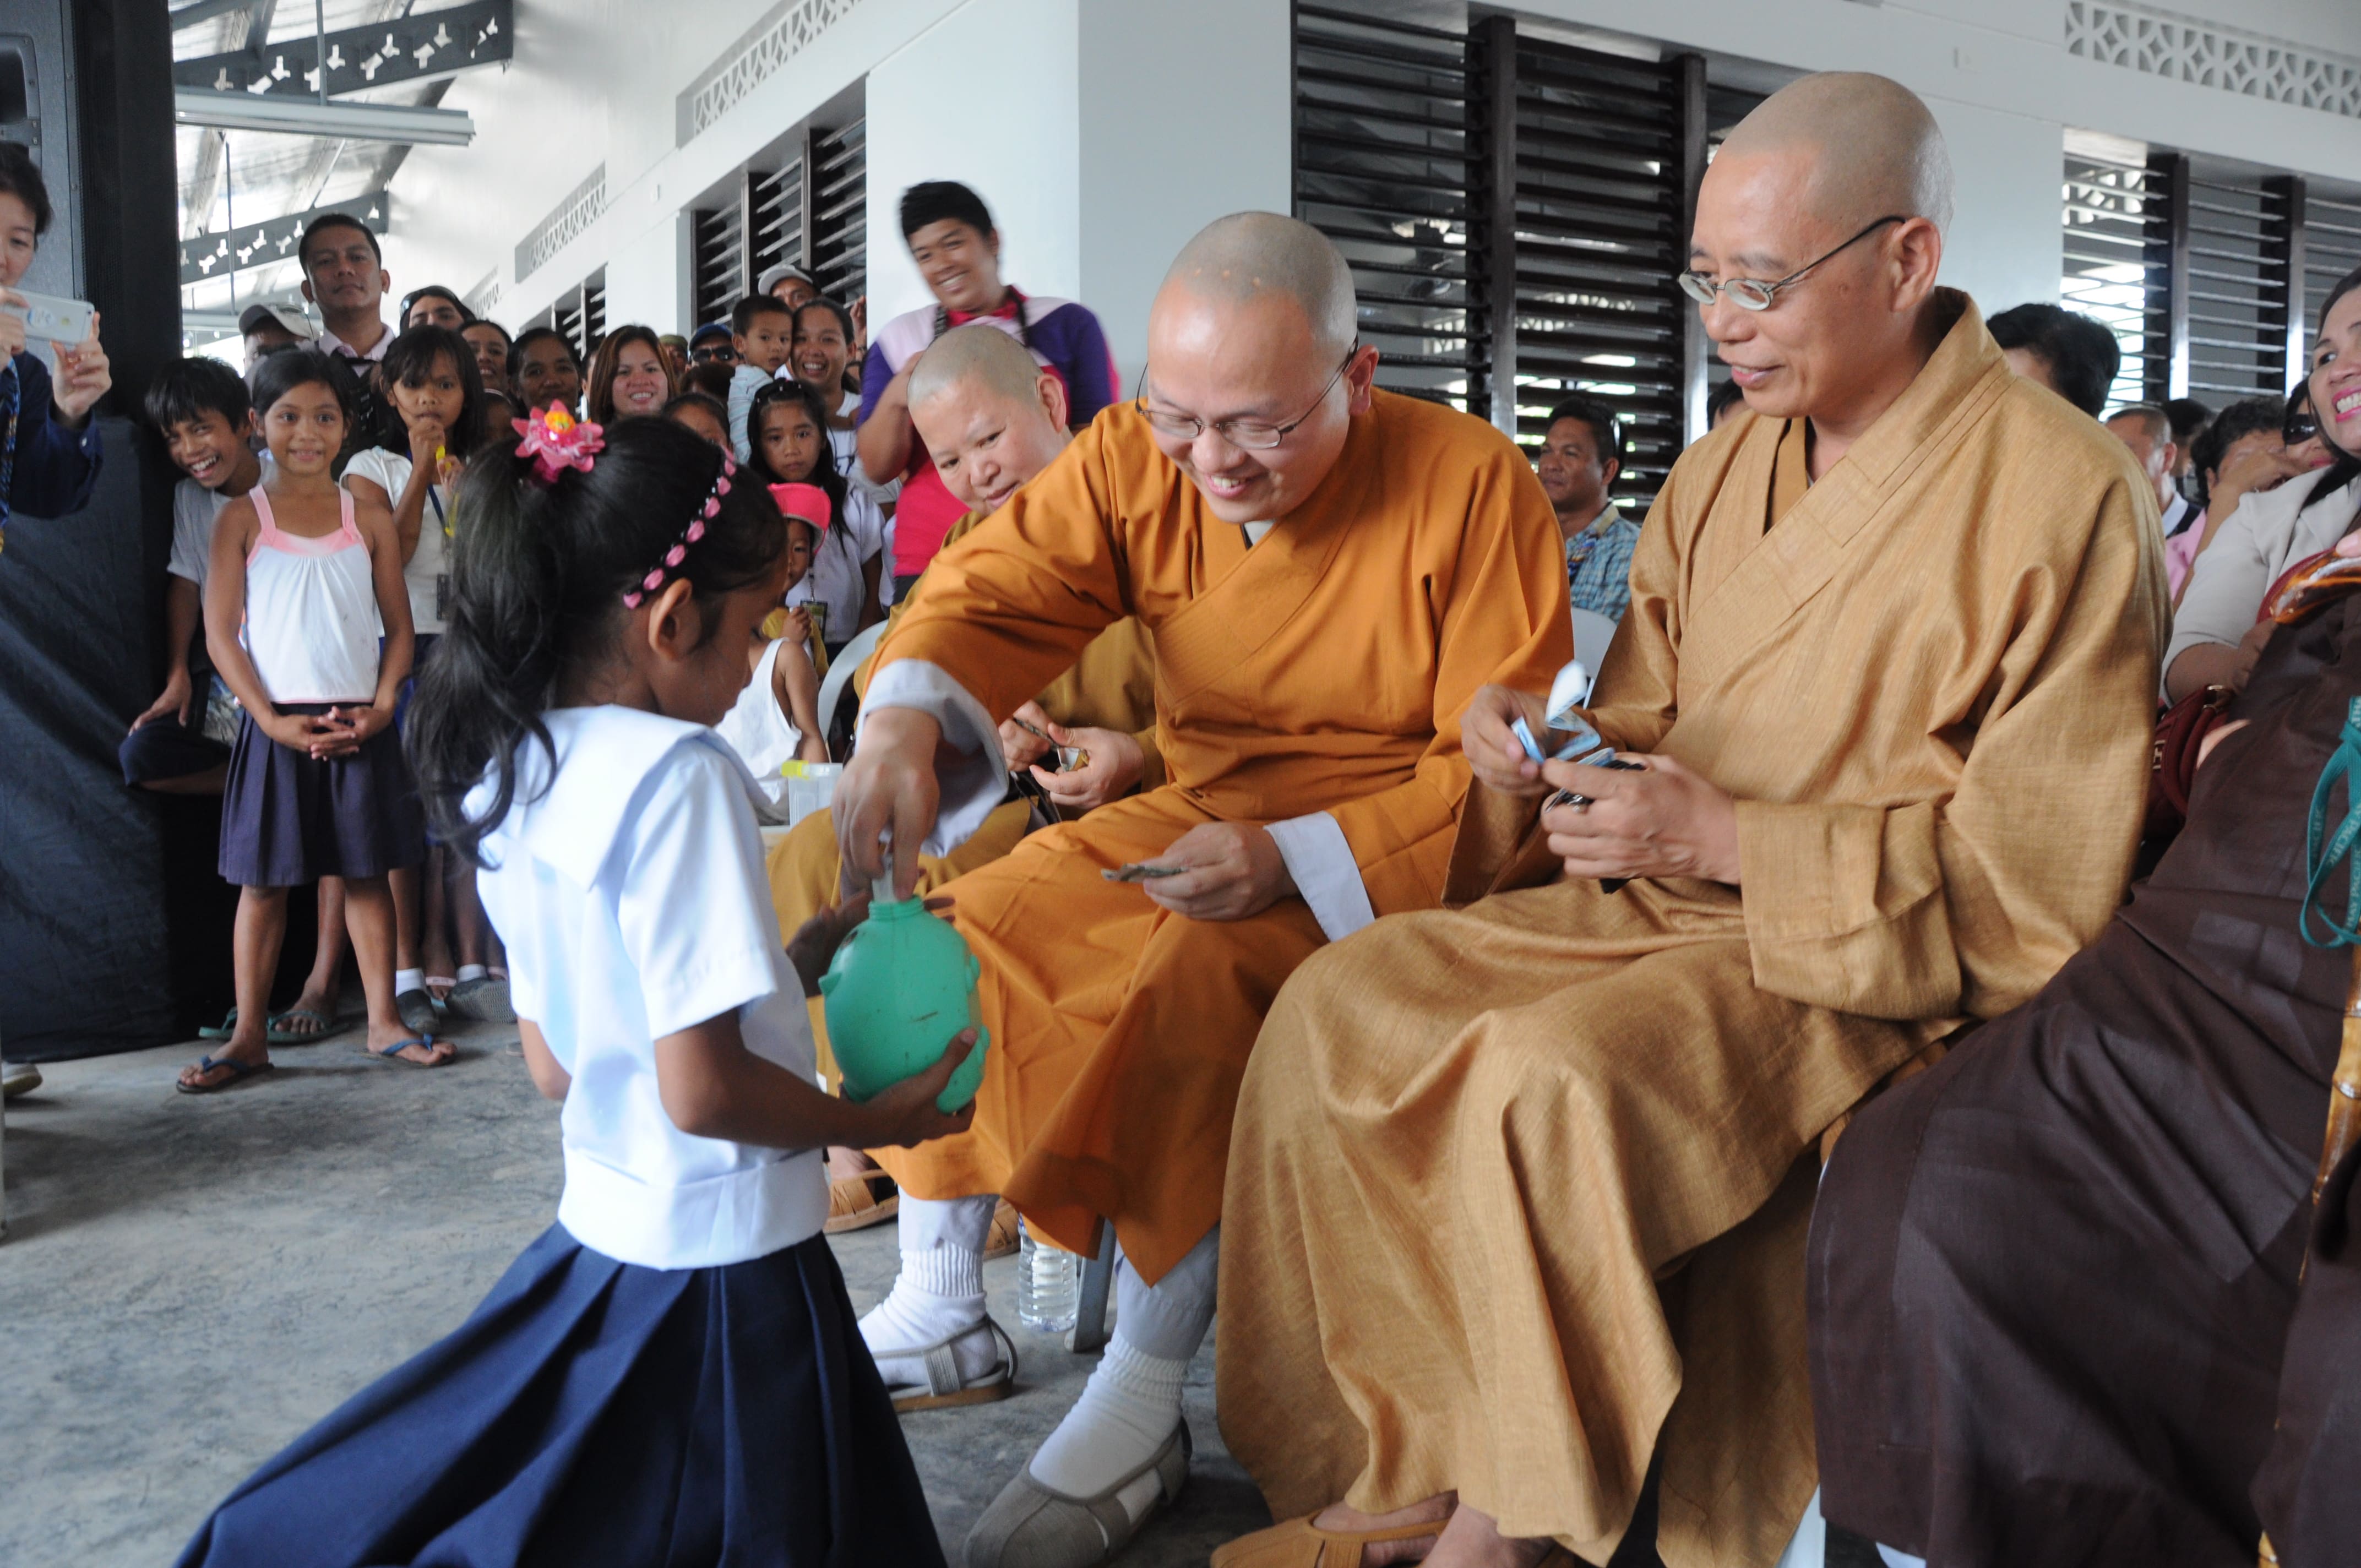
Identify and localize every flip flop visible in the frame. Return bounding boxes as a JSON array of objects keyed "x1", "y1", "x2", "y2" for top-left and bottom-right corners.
[
  {"x1": 366, "y1": 1034, "x2": 454, "y2": 1068},
  {"x1": 196, "y1": 1008, "x2": 239, "y2": 1041},
  {"x1": 266, "y1": 1007, "x2": 349, "y2": 1045},
  {"x1": 177, "y1": 1054, "x2": 274, "y2": 1095}
]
